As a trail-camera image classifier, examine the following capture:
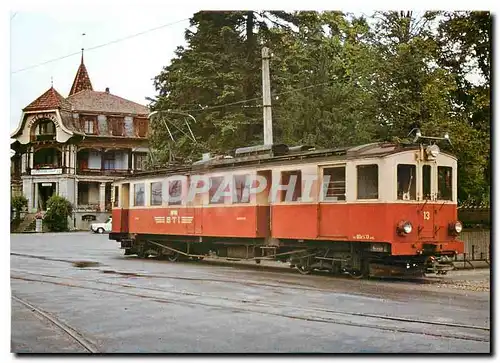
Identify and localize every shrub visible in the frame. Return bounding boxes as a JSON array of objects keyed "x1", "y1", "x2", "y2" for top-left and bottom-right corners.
[
  {"x1": 11, "y1": 195, "x2": 28, "y2": 220},
  {"x1": 43, "y1": 195, "x2": 73, "y2": 232}
]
